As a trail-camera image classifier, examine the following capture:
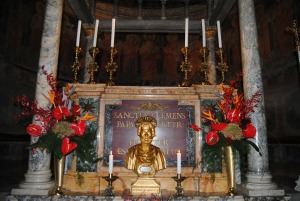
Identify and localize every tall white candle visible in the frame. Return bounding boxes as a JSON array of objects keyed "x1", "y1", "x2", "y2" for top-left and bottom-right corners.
[
  {"x1": 217, "y1": 20, "x2": 222, "y2": 48},
  {"x1": 75, "y1": 20, "x2": 81, "y2": 47},
  {"x1": 185, "y1": 18, "x2": 189, "y2": 47},
  {"x1": 111, "y1": 18, "x2": 116, "y2": 47},
  {"x1": 109, "y1": 150, "x2": 113, "y2": 174},
  {"x1": 93, "y1": 19, "x2": 99, "y2": 47},
  {"x1": 177, "y1": 150, "x2": 181, "y2": 174},
  {"x1": 202, "y1": 19, "x2": 206, "y2": 47}
]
